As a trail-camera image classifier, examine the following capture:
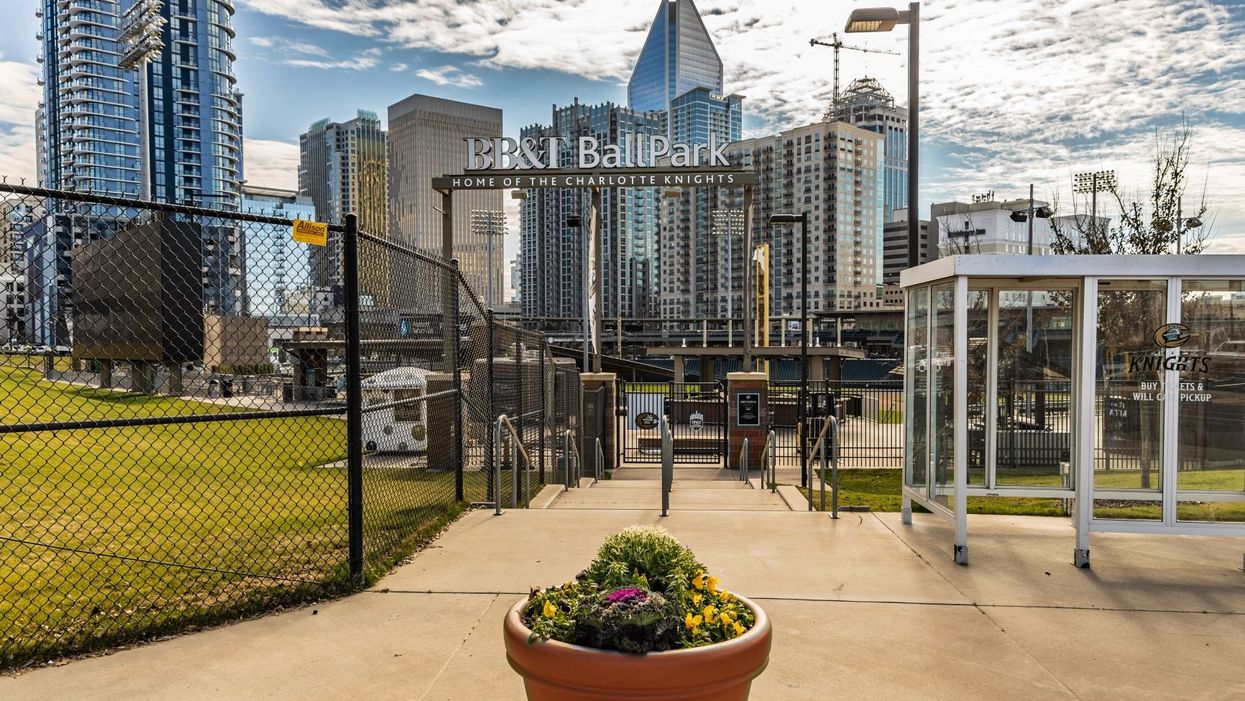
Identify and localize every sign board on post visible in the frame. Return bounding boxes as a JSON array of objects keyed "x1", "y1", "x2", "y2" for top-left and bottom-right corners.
[
  {"x1": 737, "y1": 392, "x2": 761, "y2": 427},
  {"x1": 292, "y1": 219, "x2": 328, "y2": 246}
]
